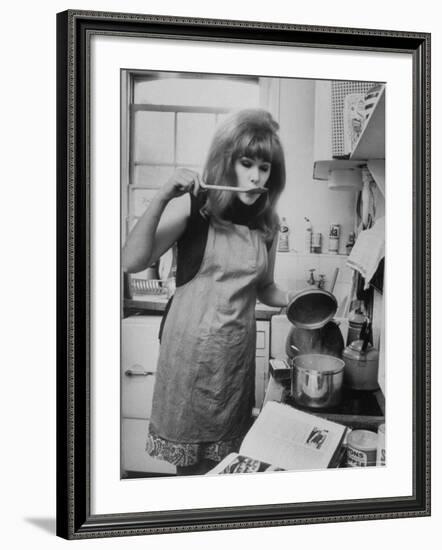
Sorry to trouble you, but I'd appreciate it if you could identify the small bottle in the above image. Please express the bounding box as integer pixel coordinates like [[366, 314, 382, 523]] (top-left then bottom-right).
[[347, 304, 365, 345], [346, 232, 356, 255], [304, 217, 312, 253], [278, 217, 290, 252]]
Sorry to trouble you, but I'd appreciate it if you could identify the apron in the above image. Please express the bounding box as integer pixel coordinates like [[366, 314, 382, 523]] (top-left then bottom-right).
[[149, 220, 268, 444]]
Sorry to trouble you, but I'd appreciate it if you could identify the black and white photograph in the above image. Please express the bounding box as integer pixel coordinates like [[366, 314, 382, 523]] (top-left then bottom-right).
[[120, 70, 386, 478]]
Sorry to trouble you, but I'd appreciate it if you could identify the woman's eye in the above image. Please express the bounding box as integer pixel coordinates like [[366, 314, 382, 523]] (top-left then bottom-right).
[[240, 160, 251, 168], [260, 165, 270, 173]]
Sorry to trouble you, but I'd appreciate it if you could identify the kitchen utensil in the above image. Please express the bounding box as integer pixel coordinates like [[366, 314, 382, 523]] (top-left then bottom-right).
[[329, 267, 339, 294], [290, 353, 344, 409], [342, 339, 379, 390], [286, 288, 338, 330], [200, 180, 267, 194]]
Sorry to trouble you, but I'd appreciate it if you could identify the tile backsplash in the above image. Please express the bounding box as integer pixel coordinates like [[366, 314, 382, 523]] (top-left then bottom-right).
[[273, 251, 352, 316]]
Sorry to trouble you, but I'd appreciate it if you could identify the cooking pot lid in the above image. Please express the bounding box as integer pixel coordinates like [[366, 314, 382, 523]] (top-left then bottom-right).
[[287, 289, 337, 329]]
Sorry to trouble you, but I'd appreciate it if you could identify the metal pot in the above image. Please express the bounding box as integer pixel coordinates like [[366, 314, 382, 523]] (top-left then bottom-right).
[[290, 354, 344, 409], [286, 288, 337, 330]]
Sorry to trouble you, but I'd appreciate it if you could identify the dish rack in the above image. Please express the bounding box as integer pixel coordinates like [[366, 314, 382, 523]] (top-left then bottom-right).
[[129, 276, 168, 298]]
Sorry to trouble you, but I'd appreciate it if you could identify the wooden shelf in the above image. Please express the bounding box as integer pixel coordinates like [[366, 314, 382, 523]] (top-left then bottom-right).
[[313, 86, 385, 181], [313, 159, 365, 181], [350, 87, 385, 160]]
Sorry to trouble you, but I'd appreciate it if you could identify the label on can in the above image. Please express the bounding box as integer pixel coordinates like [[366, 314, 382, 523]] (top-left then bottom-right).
[[346, 446, 369, 467], [346, 430, 378, 467], [329, 224, 341, 238]]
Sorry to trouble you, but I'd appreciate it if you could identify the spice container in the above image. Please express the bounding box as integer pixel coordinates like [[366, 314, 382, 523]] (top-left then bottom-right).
[[311, 232, 322, 253], [304, 217, 312, 253], [346, 429, 378, 467], [328, 224, 340, 254], [278, 217, 290, 252]]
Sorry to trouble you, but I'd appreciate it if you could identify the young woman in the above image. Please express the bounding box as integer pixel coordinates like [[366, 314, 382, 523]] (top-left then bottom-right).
[[123, 109, 295, 475]]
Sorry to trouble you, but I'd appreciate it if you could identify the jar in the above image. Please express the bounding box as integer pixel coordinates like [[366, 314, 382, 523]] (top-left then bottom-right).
[[346, 430, 378, 467]]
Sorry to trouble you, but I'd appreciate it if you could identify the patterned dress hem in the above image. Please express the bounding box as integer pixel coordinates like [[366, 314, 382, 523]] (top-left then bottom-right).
[[146, 430, 244, 467]]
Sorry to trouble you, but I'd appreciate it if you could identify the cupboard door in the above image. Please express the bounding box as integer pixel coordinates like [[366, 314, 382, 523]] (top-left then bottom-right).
[[122, 418, 176, 475], [122, 316, 161, 419], [255, 321, 270, 410], [122, 365, 156, 420]]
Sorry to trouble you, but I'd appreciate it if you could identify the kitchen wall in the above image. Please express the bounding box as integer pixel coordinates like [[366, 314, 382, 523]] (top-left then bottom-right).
[[276, 78, 357, 256], [273, 78, 357, 305]]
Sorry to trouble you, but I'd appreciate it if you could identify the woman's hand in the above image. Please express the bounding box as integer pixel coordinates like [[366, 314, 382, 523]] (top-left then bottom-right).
[[159, 169, 203, 202]]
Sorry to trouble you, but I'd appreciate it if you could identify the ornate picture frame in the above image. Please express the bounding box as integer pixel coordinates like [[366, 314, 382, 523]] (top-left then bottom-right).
[[56, 10, 430, 539]]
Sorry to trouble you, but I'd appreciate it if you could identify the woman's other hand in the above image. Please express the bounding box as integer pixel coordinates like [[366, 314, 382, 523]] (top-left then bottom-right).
[[159, 168, 203, 201]]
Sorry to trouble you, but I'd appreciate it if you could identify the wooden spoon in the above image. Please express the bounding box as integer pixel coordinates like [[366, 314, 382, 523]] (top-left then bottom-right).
[[200, 180, 267, 195]]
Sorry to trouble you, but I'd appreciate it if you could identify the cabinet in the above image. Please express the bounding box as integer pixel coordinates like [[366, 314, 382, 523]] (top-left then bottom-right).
[[255, 320, 270, 411], [122, 315, 271, 475], [121, 316, 176, 476]]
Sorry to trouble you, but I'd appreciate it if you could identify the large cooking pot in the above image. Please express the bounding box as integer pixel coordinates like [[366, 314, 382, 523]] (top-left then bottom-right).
[[290, 354, 344, 409]]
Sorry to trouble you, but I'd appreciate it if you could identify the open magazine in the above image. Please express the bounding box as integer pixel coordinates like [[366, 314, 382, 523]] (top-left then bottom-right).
[[208, 401, 349, 475]]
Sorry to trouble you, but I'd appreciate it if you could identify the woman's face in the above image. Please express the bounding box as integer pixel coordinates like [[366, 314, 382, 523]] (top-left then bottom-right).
[[233, 156, 271, 205]]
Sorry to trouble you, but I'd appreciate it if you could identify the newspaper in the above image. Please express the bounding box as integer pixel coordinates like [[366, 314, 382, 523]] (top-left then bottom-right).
[[208, 401, 348, 474]]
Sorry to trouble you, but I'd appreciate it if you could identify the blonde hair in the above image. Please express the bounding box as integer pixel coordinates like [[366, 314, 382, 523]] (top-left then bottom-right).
[[201, 109, 286, 240]]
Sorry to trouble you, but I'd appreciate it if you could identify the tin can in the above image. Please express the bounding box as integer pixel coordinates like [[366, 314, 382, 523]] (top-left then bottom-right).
[[346, 429, 378, 467], [376, 423, 386, 466], [328, 224, 340, 254], [329, 224, 341, 238]]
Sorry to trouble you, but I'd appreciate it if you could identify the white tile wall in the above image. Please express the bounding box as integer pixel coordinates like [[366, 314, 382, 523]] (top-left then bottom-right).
[[274, 252, 352, 309]]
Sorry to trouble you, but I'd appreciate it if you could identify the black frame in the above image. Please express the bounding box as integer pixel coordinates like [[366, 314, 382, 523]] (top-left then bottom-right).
[[56, 9, 431, 539]]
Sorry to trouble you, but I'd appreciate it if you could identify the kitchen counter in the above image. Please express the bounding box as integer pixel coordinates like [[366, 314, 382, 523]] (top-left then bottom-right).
[[124, 298, 282, 320]]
